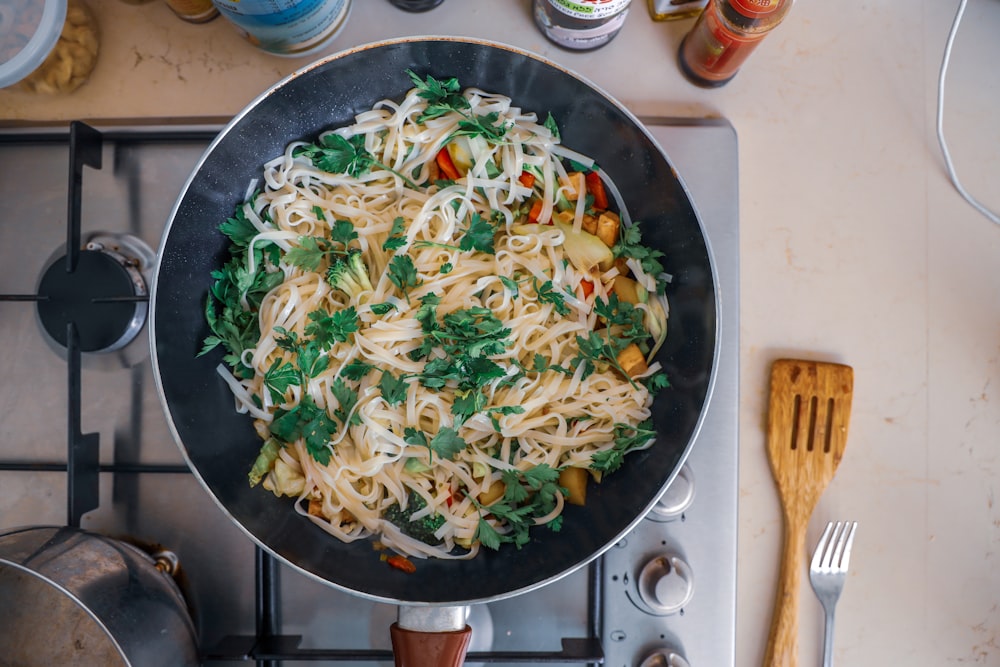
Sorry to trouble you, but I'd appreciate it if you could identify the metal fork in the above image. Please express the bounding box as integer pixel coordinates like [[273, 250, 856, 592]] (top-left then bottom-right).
[[808, 521, 858, 667]]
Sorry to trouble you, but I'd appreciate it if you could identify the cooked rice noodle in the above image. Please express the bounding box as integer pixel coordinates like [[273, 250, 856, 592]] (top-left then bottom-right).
[[219, 79, 665, 560]]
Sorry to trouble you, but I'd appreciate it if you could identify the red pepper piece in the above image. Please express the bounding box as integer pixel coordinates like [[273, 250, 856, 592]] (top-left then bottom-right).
[[527, 199, 543, 224], [436, 148, 461, 181], [386, 554, 417, 574], [585, 171, 608, 210], [518, 171, 535, 188], [580, 279, 595, 298]]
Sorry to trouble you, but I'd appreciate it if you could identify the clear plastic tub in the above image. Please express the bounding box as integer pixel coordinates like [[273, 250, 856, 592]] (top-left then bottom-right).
[[0, 0, 99, 93]]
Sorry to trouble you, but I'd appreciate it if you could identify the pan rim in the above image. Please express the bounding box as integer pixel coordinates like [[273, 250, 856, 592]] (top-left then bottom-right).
[[149, 35, 721, 606]]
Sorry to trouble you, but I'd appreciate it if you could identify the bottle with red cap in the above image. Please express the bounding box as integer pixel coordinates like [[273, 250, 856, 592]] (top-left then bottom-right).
[[677, 0, 793, 88]]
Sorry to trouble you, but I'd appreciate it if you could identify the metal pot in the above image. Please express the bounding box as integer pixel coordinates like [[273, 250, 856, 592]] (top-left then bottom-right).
[[0, 526, 199, 666]]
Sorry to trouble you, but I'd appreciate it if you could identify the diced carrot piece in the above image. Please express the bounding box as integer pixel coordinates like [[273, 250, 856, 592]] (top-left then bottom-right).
[[585, 170, 609, 210], [580, 279, 595, 298], [528, 199, 544, 224], [518, 171, 535, 188], [436, 148, 461, 180], [386, 554, 417, 574]]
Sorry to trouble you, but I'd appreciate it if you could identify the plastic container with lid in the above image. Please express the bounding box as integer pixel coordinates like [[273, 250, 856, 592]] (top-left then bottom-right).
[[0, 0, 100, 93]]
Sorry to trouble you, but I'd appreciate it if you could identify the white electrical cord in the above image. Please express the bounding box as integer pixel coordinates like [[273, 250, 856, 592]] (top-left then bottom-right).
[[936, 0, 1000, 225]]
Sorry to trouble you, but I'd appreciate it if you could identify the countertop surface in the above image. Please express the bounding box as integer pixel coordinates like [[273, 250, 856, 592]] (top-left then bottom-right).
[[3, 1, 999, 665]]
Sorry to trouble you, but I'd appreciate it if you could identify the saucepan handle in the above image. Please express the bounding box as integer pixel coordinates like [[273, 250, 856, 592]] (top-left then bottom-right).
[[390, 605, 472, 667]]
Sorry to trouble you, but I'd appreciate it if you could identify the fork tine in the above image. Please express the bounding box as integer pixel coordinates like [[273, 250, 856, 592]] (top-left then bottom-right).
[[833, 521, 858, 570], [811, 521, 836, 570], [822, 521, 846, 569]]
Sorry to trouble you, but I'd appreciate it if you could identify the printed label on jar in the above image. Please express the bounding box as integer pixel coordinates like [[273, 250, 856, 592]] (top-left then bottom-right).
[[212, 0, 350, 56], [728, 0, 781, 16], [548, 0, 631, 20]]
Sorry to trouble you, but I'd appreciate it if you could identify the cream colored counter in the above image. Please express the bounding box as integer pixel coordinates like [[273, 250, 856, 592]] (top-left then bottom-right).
[[4, 1, 1000, 664]]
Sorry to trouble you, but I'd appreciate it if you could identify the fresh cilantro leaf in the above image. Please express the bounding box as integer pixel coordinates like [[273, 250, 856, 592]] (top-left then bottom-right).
[[263, 358, 300, 403], [379, 370, 409, 406], [452, 389, 488, 424], [330, 218, 358, 248], [297, 340, 330, 379], [342, 358, 374, 381], [387, 254, 421, 300], [429, 427, 467, 461], [590, 420, 657, 474], [522, 463, 560, 488], [594, 294, 646, 345], [269, 395, 336, 466], [535, 279, 571, 316], [314, 133, 372, 177], [501, 469, 530, 503], [370, 302, 397, 316], [273, 326, 300, 353], [486, 405, 525, 432], [331, 377, 361, 428], [612, 221, 668, 293], [543, 112, 560, 141], [312, 205, 326, 222], [294, 133, 420, 189], [476, 516, 503, 550], [646, 370, 670, 393], [532, 353, 548, 373], [415, 293, 441, 333], [406, 69, 471, 121], [219, 206, 258, 248], [476, 465, 567, 549], [305, 306, 359, 347], [499, 275, 519, 298], [284, 236, 330, 272], [459, 213, 496, 254], [454, 111, 509, 143], [383, 216, 407, 251], [419, 357, 459, 389], [439, 262, 453, 274], [403, 427, 429, 450]]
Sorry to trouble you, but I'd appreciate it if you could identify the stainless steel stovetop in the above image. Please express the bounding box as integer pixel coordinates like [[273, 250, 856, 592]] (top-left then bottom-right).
[[0, 117, 738, 667]]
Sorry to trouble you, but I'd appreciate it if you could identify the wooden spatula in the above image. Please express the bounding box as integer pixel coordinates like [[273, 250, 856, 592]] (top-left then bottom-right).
[[762, 358, 854, 667]]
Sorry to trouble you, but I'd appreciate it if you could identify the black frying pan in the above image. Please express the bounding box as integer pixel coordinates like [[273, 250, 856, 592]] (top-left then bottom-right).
[[151, 34, 716, 633]]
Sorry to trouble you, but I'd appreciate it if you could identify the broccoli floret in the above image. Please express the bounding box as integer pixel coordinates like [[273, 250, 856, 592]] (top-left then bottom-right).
[[383, 490, 446, 545], [327, 249, 373, 297]]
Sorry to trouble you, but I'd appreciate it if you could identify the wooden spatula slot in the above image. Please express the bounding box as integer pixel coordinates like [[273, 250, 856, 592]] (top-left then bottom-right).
[[763, 359, 854, 667], [789, 394, 839, 453]]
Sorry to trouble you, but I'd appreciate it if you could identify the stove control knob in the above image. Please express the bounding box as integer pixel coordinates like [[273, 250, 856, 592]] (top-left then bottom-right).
[[637, 554, 694, 615], [648, 465, 694, 522], [639, 648, 691, 667]]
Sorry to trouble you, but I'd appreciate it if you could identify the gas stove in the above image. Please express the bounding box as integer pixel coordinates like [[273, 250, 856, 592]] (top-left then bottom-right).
[[0, 117, 738, 667]]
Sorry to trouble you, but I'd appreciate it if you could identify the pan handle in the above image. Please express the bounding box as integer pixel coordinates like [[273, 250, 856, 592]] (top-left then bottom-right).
[[390, 605, 472, 667]]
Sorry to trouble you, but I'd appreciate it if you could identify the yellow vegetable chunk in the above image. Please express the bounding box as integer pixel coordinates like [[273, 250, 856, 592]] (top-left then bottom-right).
[[616, 342, 648, 378], [560, 172, 586, 200], [559, 467, 588, 506], [611, 275, 647, 305], [478, 480, 506, 505], [595, 211, 621, 249]]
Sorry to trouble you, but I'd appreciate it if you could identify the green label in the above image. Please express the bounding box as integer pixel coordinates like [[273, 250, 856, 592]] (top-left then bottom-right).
[[553, 0, 595, 14]]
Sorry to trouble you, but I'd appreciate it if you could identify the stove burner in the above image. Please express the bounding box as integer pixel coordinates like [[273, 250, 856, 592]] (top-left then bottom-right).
[[36, 243, 148, 353]]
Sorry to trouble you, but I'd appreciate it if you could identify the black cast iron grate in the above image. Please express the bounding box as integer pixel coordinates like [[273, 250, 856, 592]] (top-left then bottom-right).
[[0, 122, 606, 666]]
